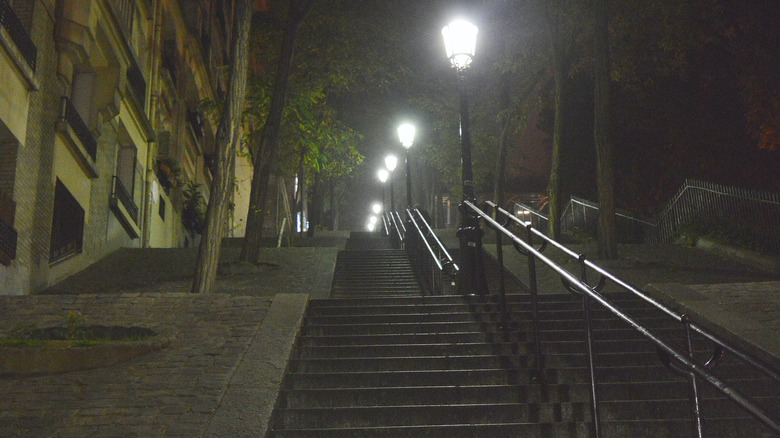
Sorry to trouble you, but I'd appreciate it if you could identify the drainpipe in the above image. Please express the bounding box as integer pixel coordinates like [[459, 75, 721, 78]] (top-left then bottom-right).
[[141, 0, 163, 247]]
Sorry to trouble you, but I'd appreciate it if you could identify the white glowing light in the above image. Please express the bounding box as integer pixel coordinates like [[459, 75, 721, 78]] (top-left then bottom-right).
[[442, 20, 478, 70]]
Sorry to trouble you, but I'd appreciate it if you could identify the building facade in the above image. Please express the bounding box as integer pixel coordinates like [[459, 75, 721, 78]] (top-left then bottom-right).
[[0, 0, 242, 294]]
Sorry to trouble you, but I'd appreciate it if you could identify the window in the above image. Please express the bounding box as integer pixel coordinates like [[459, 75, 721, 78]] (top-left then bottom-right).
[[50, 179, 84, 262]]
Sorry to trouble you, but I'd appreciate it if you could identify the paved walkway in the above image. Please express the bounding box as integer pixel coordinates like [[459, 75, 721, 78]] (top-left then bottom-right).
[[1, 231, 779, 436]]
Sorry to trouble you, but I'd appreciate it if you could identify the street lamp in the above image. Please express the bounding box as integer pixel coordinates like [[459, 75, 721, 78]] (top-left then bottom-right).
[[372, 203, 382, 215], [398, 123, 415, 210], [378, 168, 389, 211], [442, 19, 487, 296], [385, 155, 398, 212]]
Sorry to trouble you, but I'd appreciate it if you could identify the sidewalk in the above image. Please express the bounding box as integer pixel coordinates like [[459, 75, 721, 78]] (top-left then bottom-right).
[[1, 242, 340, 437]]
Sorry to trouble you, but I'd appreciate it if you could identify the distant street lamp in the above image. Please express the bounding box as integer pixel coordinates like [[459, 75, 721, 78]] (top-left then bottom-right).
[[398, 123, 415, 210], [378, 168, 389, 211], [372, 203, 382, 215], [442, 19, 487, 296], [385, 155, 398, 212]]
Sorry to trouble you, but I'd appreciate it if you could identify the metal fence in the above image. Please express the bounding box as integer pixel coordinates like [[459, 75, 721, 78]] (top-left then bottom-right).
[[515, 179, 780, 254], [561, 196, 657, 244], [652, 179, 780, 254]]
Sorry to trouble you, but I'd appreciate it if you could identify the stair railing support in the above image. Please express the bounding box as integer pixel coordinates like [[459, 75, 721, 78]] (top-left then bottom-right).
[[492, 206, 509, 328], [578, 255, 602, 438], [525, 223, 544, 382], [683, 315, 705, 438]]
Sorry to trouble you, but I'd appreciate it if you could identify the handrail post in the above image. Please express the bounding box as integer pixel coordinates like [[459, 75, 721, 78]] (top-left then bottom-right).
[[525, 224, 543, 382], [579, 255, 602, 438], [683, 315, 705, 438], [493, 206, 508, 328]]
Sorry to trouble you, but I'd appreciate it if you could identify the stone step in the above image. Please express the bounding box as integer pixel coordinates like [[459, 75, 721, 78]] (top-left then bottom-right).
[[301, 320, 688, 337], [269, 422, 590, 438], [303, 313, 678, 329], [283, 369, 526, 389], [277, 402, 591, 429], [281, 385, 582, 408]]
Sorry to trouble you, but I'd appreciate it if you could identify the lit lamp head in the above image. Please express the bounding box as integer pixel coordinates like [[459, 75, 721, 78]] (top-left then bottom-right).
[[442, 19, 478, 70], [398, 123, 415, 149], [385, 155, 398, 172], [377, 168, 389, 183], [372, 203, 382, 215]]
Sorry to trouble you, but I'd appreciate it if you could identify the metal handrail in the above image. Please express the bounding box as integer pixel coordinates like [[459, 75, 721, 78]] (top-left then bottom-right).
[[407, 212, 442, 270], [405, 208, 458, 295], [380, 212, 390, 236], [389, 211, 404, 245], [499, 202, 780, 382], [415, 209, 457, 269], [468, 199, 780, 437], [392, 211, 406, 238]]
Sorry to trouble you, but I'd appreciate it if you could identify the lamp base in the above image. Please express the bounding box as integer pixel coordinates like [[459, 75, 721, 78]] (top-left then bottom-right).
[[455, 204, 488, 296]]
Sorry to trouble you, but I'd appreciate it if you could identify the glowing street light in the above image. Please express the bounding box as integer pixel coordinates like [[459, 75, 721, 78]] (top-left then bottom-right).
[[442, 18, 486, 296], [385, 154, 398, 212], [372, 203, 382, 215], [398, 123, 415, 209]]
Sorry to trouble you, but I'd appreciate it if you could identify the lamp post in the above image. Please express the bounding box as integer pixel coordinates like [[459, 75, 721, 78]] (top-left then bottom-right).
[[398, 123, 415, 211], [377, 168, 389, 211], [385, 155, 398, 212], [443, 19, 487, 296]]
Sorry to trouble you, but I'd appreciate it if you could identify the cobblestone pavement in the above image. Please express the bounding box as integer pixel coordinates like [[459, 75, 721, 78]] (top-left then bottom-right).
[[44, 247, 338, 299], [0, 294, 271, 437]]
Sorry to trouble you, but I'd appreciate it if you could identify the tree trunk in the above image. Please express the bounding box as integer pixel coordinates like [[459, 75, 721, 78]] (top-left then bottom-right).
[[594, 0, 618, 258], [191, 0, 253, 294], [240, 0, 314, 262], [307, 171, 321, 237], [548, 47, 565, 241]]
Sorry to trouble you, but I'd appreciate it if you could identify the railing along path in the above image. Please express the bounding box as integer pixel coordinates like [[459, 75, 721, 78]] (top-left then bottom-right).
[[471, 200, 780, 438]]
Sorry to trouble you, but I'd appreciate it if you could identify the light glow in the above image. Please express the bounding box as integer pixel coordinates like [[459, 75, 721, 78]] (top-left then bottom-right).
[[442, 20, 478, 70], [372, 203, 382, 215], [385, 155, 398, 172], [378, 168, 389, 183], [398, 123, 415, 148]]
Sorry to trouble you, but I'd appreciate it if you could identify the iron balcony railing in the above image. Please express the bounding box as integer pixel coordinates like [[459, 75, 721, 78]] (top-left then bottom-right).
[[0, 216, 17, 264], [404, 208, 458, 295], [470, 199, 780, 438], [111, 176, 138, 224], [60, 97, 97, 161], [0, 0, 37, 71]]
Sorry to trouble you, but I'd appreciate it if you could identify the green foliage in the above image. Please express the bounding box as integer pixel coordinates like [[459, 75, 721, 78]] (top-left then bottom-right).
[[65, 311, 86, 340], [676, 221, 778, 256], [182, 183, 206, 235]]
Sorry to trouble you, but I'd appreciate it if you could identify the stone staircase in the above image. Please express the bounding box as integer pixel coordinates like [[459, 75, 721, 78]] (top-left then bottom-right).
[[267, 233, 780, 437]]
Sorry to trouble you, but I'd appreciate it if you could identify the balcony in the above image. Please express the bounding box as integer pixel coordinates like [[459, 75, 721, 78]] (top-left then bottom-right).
[[109, 176, 140, 238], [57, 97, 99, 178], [127, 62, 146, 110], [0, 0, 37, 72]]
